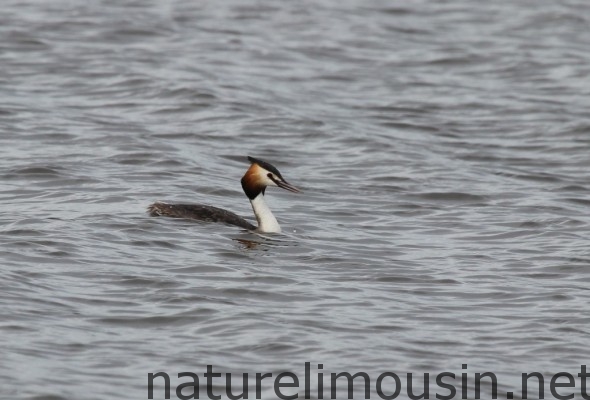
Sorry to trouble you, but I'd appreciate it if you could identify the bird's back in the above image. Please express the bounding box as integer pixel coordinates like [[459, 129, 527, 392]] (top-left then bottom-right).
[[147, 202, 256, 230]]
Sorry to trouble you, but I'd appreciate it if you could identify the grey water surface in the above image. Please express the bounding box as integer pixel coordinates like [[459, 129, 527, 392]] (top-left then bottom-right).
[[1, 0, 590, 399]]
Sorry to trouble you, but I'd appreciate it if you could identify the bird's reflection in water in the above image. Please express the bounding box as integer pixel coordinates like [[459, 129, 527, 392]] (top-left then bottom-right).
[[234, 237, 264, 250], [232, 231, 299, 251]]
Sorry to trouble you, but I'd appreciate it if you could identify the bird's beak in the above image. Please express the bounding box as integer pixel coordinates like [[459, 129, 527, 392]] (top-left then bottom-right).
[[276, 180, 301, 193]]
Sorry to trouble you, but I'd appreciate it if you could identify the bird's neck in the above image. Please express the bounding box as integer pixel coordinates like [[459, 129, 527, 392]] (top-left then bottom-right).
[[250, 193, 281, 233]]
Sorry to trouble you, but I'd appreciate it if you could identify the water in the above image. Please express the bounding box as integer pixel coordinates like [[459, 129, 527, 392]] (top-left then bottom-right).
[[1, 0, 590, 399]]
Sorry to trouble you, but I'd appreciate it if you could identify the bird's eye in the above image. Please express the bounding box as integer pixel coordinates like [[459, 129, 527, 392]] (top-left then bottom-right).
[[267, 173, 273, 179]]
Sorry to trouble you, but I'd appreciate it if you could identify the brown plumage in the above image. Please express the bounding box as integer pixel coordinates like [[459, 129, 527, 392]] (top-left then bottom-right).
[[240, 163, 267, 200]]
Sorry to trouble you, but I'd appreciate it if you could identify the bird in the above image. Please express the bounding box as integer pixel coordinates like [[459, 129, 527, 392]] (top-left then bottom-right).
[[147, 156, 300, 233]]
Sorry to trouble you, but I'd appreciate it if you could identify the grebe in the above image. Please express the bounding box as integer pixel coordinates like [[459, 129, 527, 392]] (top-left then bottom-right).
[[147, 156, 300, 233]]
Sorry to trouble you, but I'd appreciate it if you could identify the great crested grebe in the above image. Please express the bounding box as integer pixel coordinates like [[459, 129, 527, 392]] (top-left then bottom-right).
[[147, 156, 300, 233]]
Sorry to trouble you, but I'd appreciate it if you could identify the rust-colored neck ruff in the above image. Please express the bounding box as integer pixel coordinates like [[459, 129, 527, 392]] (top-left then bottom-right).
[[241, 163, 267, 200]]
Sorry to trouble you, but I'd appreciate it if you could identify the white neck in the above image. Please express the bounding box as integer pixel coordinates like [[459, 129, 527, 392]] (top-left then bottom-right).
[[250, 194, 281, 233]]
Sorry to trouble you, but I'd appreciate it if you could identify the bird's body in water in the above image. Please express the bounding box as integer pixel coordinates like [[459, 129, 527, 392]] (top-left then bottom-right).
[[148, 156, 300, 233]]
